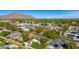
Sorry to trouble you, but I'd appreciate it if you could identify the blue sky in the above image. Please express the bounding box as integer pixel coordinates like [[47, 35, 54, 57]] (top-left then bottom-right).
[[0, 10, 79, 18]]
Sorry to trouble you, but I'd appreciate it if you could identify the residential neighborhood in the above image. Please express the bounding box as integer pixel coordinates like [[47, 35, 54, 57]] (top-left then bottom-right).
[[0, 12, 79, 49]]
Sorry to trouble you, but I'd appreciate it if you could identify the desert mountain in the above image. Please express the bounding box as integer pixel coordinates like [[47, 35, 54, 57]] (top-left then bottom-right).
[[0, 13, 35, 19]]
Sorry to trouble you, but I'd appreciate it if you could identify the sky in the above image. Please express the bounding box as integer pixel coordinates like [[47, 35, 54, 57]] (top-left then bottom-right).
[[0, 10, 79, 18]]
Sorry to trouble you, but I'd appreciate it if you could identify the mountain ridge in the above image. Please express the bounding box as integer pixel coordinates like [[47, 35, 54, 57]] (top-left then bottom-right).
[[0, 12, 35, 19]]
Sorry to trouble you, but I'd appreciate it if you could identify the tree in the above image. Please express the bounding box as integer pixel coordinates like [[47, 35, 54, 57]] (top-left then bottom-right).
[[22, 32, 36, 42], [11, 40, 22, 49], [41, 22, 48, 26], [43, 30, 60, 39], [17, 28, 23, 33], [62, 39, 78, 49], [31, 42, 41, 49], [0, 31, 11, 37], [13, 38, 20, 42], [28, 34, 36, 40], [29, 28, 34, 32], [40, 38, 49, 44], [7, 24, 17, 31], [63, 24, 69, 31], [0, 37, 6, 46], [67, 41, 78, 49], [40, 38, 49, 48], [35, 27, 44, 33], [22, 32, 29, 42]]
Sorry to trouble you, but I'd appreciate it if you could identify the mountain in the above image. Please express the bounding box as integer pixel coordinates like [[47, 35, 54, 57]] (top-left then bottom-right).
[[0, 13, 35, 20]]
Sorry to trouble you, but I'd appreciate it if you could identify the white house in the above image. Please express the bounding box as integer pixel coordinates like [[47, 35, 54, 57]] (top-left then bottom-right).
[[73, 34, 79, 41]]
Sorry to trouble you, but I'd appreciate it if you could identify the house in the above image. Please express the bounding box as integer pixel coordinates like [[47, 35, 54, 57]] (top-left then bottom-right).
[[32, 23, 41, 27], [0, 44, 19, 49], [22, 42, 32, 49], [46, 37, 67, 49], [64, 30, 78, 36], [17, 23, 30, 31], [7, 31, 23, 41], [69, 22, 79, 31], [64, 22, 79, 41], [64, 30, 79, 41], [50, 26, 62, 31], [73, 34, 79, 41], [18, 27, 29, 32], [46, 45, 55, 49], [30, 39, 40, 44], [8, 44, 19, 49]]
